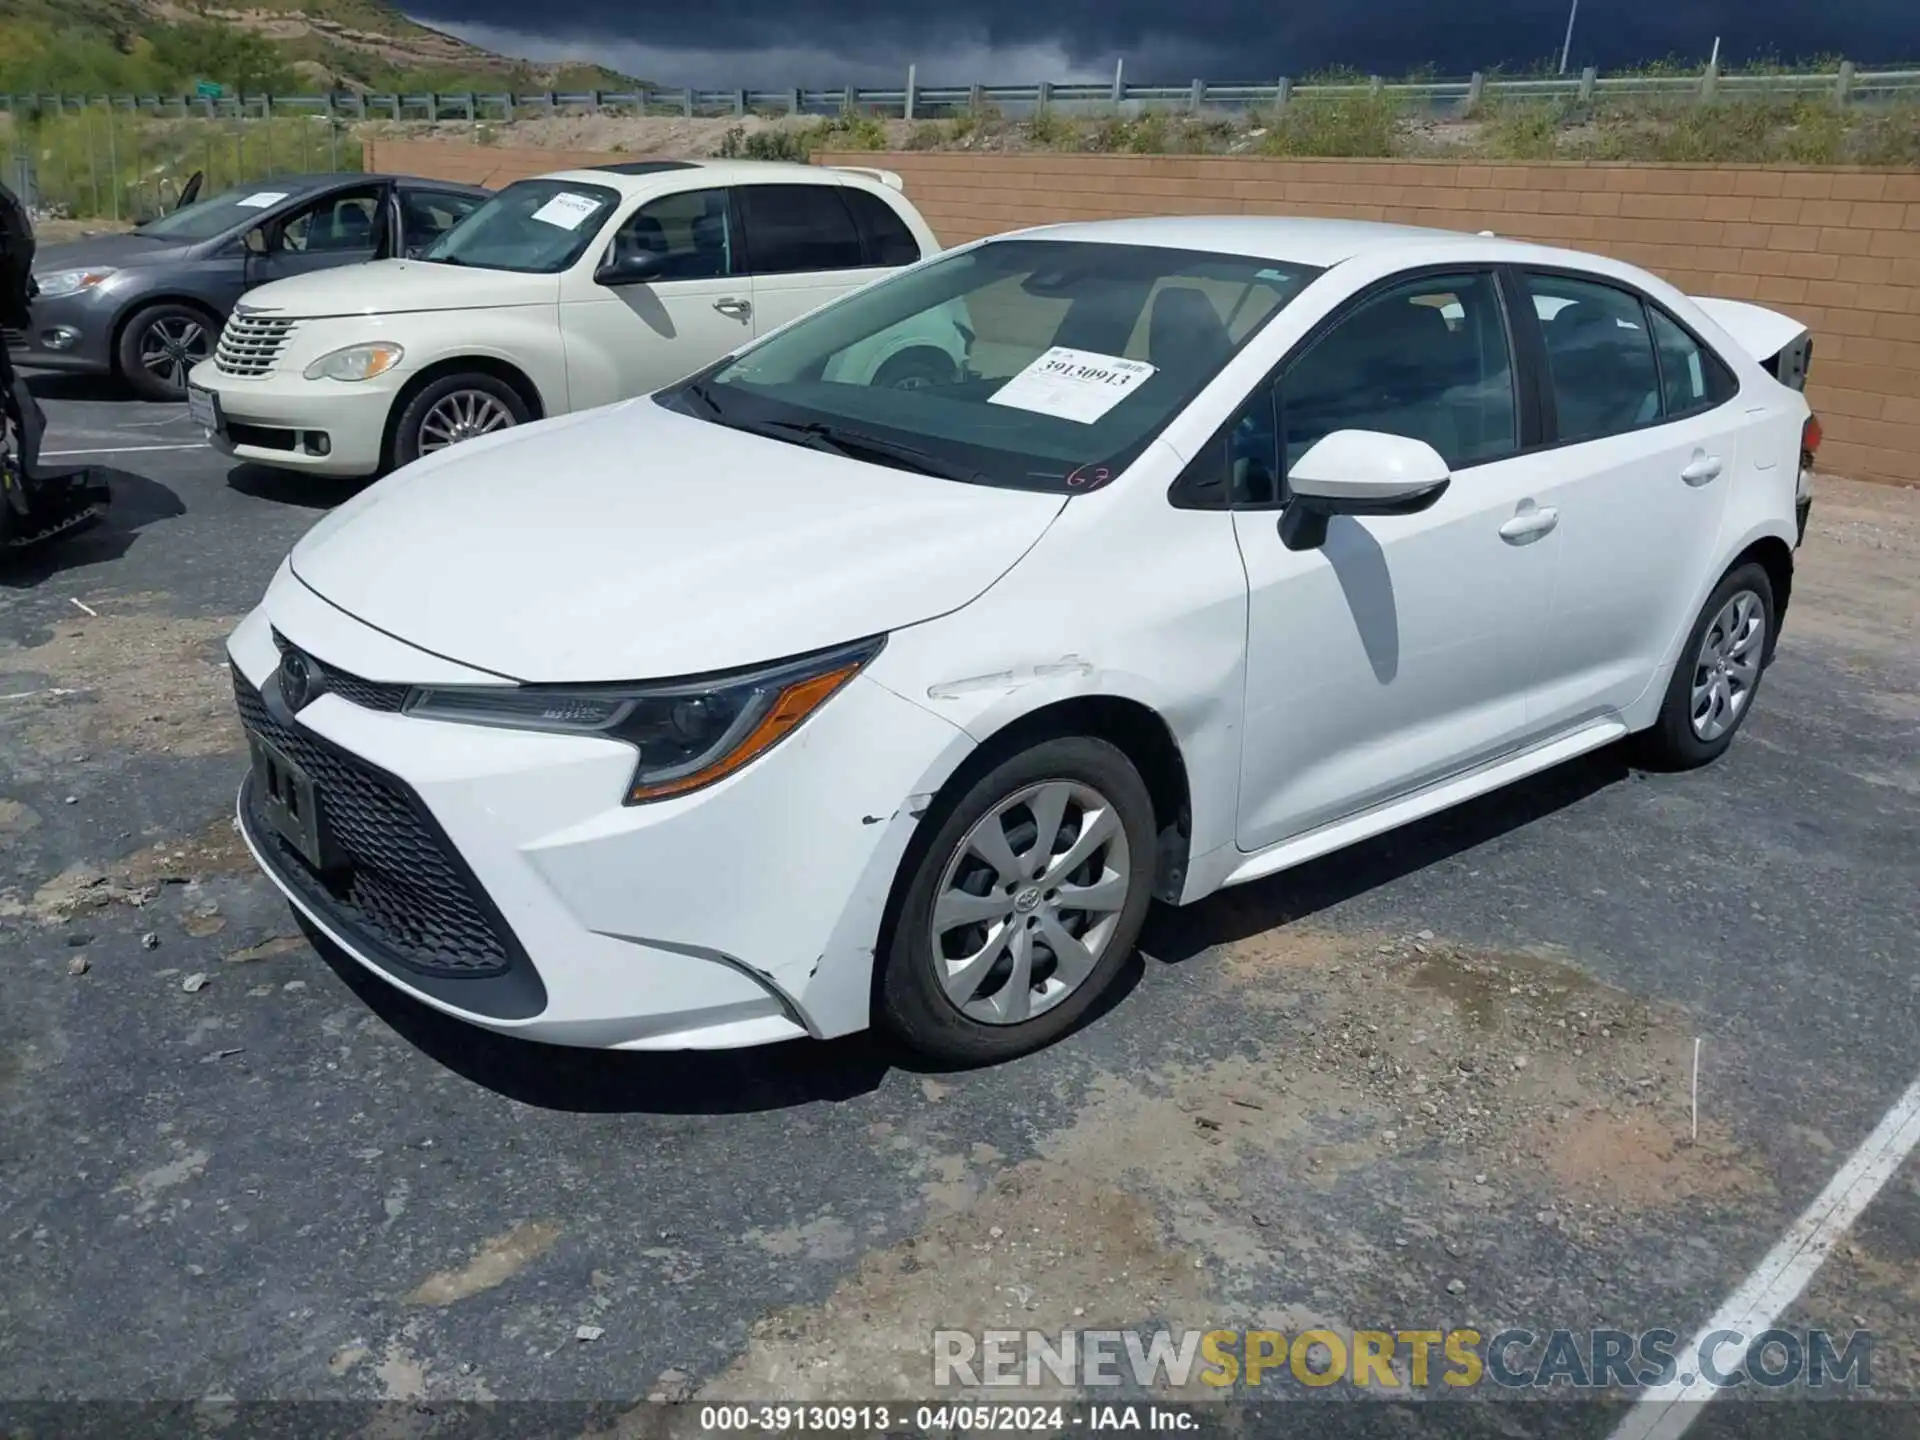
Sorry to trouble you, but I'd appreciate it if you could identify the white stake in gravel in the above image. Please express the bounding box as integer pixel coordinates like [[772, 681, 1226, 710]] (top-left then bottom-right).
[[1691, 1037, 1701, 1142]]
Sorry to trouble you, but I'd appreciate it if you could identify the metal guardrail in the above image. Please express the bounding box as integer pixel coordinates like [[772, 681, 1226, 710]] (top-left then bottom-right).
[[2, 64, 1917, 125]]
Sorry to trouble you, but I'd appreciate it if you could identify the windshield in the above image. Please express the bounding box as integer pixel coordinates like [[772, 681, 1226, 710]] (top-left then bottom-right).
[[665, 239, 1320, 492], [420, 179, 620, 274], [135, 183, 307, 242]]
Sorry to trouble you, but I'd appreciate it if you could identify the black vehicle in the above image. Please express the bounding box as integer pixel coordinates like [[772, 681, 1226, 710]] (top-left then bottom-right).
[[9, 173, 490, 401], [2, 179, 108, 552]]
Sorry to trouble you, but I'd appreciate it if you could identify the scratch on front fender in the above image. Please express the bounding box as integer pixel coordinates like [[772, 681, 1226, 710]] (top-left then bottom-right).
[[925, 655, 1094, 701]]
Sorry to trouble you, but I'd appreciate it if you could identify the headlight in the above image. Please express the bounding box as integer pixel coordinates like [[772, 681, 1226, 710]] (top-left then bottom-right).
[[400, 638, 881, 803], [304, 342, 405, 382], [33, 267, 118, 299]]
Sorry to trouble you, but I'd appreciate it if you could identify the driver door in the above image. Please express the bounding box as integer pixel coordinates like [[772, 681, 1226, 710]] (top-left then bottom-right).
[[1229, 269, 1562, 852], [556, 186, 753, 411], [247, 184, 389, 286]]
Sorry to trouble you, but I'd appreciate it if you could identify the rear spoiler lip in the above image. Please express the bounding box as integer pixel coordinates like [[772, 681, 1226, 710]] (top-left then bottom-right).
[[830, 165, 905, 191]]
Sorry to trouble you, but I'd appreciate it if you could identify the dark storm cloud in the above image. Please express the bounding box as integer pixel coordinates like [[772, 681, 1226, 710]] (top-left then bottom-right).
[[406, 0, 1917, 86]]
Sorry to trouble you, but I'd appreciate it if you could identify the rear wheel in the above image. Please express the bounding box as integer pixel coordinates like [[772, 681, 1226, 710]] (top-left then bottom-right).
[[878, 737, 1156, 1065], [390, 373, 529, 469], [117, 302, 216, 402], [1639, 561, 1775, 770]]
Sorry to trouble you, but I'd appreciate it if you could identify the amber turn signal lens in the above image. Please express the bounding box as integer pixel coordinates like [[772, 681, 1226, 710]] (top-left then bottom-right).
[[626, 663, 863, 802]]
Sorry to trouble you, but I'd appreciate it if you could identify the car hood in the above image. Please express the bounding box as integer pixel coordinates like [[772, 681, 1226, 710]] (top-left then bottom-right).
[[239, 258, 558, 319], [33, 233, 190, 273], [289, 399, 1066, 683]]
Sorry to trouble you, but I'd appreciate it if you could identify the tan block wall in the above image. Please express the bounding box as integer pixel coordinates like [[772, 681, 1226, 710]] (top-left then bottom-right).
[[369, 138, 1920, 485]]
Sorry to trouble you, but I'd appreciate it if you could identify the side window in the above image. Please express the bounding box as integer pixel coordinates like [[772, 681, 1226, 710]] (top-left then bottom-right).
[[738, 184, 864, 275], [1525, 273, 1662, 443], [278, 188, 381, 253], [842, 188, 922, 267], [1177, 383, 1281, 509], [608, 188, 734, 280], [1649, 306, 1734, 418], [1279, 271, 1518, 473], [402, 189, 482, 251]]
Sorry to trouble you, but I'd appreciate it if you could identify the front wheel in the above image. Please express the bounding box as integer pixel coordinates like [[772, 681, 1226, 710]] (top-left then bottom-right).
[[118, 302, 216, 402], [871, 347, 957, 392], [877, 737, 1157, 1065], [390, 373, 529, 470], [1639, 561, 1776, 770]]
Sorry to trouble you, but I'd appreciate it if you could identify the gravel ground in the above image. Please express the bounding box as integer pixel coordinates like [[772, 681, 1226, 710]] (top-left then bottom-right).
[[0, 379, 1915, 1435]]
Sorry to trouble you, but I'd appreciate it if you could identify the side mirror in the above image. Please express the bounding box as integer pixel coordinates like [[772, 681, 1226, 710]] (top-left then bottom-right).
[[242, 226, 269, 257], [1279, 430, 1451, 552], [594, 250, 663, 287]]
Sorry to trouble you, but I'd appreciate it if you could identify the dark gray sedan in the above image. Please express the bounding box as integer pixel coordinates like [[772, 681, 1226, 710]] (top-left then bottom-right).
[[11, 173, 491, 401]]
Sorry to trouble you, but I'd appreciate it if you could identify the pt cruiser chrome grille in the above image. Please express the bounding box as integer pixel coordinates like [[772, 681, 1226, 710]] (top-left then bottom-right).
[[215, 312, 298, 376]]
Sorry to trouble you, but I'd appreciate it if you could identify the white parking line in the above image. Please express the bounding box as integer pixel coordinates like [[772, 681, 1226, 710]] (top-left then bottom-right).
[[39, 442, 210, 457], [1609, 1075, 1920, 1440]]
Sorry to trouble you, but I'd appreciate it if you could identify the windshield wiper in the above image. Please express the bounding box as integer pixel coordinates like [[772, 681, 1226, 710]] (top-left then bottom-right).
[[749, 419, 988, 485], [674, 379, 725, 419]]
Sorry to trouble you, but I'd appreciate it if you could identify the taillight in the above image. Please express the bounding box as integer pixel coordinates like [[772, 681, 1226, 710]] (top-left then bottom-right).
[[1801, 414, 1822, 470]]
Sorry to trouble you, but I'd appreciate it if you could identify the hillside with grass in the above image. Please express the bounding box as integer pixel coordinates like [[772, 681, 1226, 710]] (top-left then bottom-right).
[[0, 0, 639, 96]]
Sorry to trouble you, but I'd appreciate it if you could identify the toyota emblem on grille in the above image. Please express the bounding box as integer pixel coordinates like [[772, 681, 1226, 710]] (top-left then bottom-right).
[[279, 648, 324, 711]]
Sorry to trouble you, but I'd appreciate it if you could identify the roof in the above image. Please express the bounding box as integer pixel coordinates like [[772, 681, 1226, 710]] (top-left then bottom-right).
[[1006, 215, 1498, 268], [532, 158, 892, 194]]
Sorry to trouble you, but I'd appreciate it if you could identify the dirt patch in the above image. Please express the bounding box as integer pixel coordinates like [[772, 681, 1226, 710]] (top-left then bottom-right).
[[700, 927, 1760, 1402], [1787, 476, 1920, 664], [224, 935, 305, 964], [0, 798, 40, 850], [700, 1164, 1216, 1403], [2, 813, 254, 925], [0, 598, 243, 760], [405, 1221, 563, 1306]]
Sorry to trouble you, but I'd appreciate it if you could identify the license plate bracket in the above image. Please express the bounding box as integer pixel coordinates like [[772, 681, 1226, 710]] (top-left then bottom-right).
[[248, 729, 337, 873], [187, 384, 223, 435]]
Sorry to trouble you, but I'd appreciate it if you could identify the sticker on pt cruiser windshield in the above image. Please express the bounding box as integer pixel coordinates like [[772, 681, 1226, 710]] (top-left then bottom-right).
[[235, 191, 288, 209], [529, 192, 603, 230], [987, 347, 1157, 425]]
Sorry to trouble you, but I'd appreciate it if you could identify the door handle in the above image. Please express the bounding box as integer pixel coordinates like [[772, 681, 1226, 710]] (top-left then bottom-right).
[[1498, 505, 1559, 544], [1681, 454, 1723, 486], [713, 298, 752, 320]]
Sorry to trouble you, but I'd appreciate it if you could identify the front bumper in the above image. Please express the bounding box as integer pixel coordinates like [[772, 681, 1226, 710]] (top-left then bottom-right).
[[189, 357, 399, 477], [226, 576, 973, 1049], [7, 291, 119, 375]]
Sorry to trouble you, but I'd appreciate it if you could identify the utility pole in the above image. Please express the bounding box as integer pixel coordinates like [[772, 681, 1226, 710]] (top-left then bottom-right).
[[1559, 0, 1579, 74]]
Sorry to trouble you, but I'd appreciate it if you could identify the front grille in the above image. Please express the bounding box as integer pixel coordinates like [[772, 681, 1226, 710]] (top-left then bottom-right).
[[235, 669, 517, 979], [271, 630, 410, 713], [215, 312, 297, 377]]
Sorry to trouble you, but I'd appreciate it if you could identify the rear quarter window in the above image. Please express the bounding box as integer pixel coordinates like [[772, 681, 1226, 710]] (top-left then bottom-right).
[[843, 188, 923, 267]]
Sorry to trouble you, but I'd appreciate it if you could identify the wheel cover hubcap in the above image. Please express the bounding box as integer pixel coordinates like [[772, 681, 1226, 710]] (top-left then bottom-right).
[[140, 318, 208, 391], [1690, 589, 1766, 741], [929, 779, 1131, 1027], [418, 390, 516, 451]]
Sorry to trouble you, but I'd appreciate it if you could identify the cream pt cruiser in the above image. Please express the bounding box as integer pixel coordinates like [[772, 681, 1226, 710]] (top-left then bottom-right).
[[185, 159, 951, 476]]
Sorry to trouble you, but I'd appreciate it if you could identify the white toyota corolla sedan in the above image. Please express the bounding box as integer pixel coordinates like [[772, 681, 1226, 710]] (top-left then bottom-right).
[[229, 215, 1819, 1064]]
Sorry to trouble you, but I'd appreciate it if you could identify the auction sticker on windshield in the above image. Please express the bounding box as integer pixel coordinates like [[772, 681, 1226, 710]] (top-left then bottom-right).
[[236, 192, 288, 209], [988, 347, 1157, 425], [530, 193, 603, 230]]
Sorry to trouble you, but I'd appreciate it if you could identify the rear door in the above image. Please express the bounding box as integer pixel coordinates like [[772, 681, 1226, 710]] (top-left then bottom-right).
[[735, 182, 874, 335], [1508, 269, 1742, 730], [556, 185, 752, 410]]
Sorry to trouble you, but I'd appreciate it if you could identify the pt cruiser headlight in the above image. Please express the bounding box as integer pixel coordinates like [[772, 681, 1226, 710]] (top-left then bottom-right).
[[401, 638, 882, 803], [33, 267, 118, 298], [304, 342, 405, 382]]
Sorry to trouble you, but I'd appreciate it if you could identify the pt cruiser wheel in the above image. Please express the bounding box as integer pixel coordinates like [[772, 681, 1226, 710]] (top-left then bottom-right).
[[880, 737, 1156, 1064], [391, 373, 529, 470], [1642, 560, 1776, 770]]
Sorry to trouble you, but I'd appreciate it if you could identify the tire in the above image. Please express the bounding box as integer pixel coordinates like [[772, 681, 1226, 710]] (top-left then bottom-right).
[[390, 373, 529, 470], [1638, 561, 1776, 770], [877, 736, 1157, 1065], [117, 302, 217, 402], [871, 347, 957, 392]]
